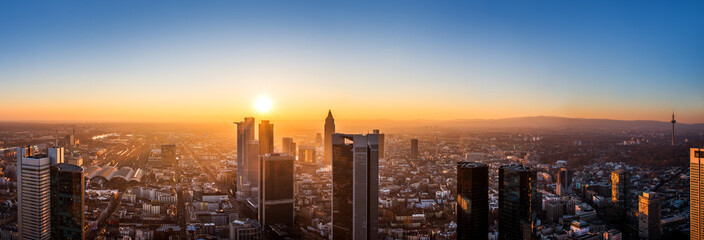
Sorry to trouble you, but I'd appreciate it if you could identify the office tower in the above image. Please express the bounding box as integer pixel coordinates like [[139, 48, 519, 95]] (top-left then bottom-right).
[[246, 140, 260, 190], [410, 138, 419, 160], [259, 120, 274, 155], [692, 148, 704, 240], [332, 133, 379, 240], [259, 153, 294, 229], [17, 147, 53, 240], [51, 163, 85, 240], [373, 129, 385, 159], [236, 117, 256, 189], [48, 147, 65, 165], [161, 144, 176, 165], [65, 134, 75, 147], [298, 145, 316, 163], [324, 110, 335, 165], [611, 170, 629, 209], [498, 164, 538, 240], [282, 137, 296, 155], [556, 168, 571, 196], [457, 162, 488, 240], [639, 191, 661, 240], [316, 133, 323, 147]]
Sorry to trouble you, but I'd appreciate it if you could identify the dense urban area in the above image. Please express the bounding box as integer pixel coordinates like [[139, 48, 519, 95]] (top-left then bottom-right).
[[0, 114, 702, 240]]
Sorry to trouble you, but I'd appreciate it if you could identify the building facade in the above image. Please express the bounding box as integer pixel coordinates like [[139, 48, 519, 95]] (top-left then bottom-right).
[[332, 133, 379, 240], [51, 163, 85, 240], [457, 162, 488, 240], [498, 164, 538, 240], [258, 153, 294, 229], [258, 120, 274, 155], [691, 148, 704, 240], [638, 191, 661, 240]]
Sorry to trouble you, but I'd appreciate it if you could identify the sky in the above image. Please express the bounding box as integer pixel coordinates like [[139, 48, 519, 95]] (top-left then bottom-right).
[[1, 1, 703, 123]]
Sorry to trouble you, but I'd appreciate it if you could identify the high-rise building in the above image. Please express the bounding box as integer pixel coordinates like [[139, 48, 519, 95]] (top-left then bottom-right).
[[638, 191, 661, 240], [259, 153, 294, 229], [298, 145, 316, 163], [611, 170, 629, 209], [51, 163, 85, 240], [410, 138, 419, 160], [259, 120, 274, 155], [282, 137, 295, 155], [161, 144, 176, 165], [556, 168, 571, 196], [457, 162, 488, 240], [236, 117, 256, 189], [246, 140, 260, 190], [498, 164, 538, 240], [324, 110, 335, 165], [332, 133, 379, 240], [691, 148, 704, 239], [373, 129, 385, 159], [17, 147, 56, 240]]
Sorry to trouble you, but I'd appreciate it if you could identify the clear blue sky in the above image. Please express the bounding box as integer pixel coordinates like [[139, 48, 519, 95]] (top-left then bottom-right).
[[1, 1, 703, 123]]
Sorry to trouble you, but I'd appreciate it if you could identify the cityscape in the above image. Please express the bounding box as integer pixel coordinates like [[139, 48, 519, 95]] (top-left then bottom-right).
[[1, 1, 704, 240]]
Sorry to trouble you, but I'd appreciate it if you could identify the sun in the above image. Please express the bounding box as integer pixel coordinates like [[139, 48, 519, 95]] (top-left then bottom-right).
[[254, 95, 273, 113]]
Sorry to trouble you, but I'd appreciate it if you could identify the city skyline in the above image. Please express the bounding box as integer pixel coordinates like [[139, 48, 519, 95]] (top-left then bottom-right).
[[1, 1, 703, 123]]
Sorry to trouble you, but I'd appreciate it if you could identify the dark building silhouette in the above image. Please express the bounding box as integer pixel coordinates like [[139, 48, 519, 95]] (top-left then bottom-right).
[[51, 163, 85, 240], [410, 138, 419, 160], [499, 164, 538, 240], [373, 129, 385, 159], [332, 133, 379, 240], [324, 110, 335, 165], [457, 162, 488, 240], [259, 120, 274, 155], [556, 168, 571, 196], [259, 153, 294, 230]]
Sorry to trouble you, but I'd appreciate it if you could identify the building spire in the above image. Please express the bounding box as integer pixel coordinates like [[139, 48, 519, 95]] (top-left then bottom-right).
[[326, 109, 333, 119]]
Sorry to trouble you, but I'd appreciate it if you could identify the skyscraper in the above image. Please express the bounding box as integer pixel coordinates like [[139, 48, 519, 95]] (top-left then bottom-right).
[[51, 163, 85, 240], [556, 168, 571, 196], [324, 110, 335, 165], [690, 148, 703, 239], [332, 133, 378, 240], [410, 138, 419, 160], [298, 145, 316, 163], [17, 147, 56, 240], [258, 153, 294, 229], [236, 117, 256, 190], [246, 140, 260, 190], [373, 129, 385, 159], [282, 137, 295, 155], [611, 170, 629, 209], [457, 162, 488, 240], [638, 191, 661, 240], [259, 120, 274, 155], [498, 164, 538, 240]]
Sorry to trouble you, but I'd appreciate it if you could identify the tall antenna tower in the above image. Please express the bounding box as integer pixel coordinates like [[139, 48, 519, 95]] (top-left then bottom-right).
[[671, 112, 676, 146]]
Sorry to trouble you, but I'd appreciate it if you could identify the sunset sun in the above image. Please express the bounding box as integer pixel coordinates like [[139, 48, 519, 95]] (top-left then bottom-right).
[[254, 95, 273, 114]]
